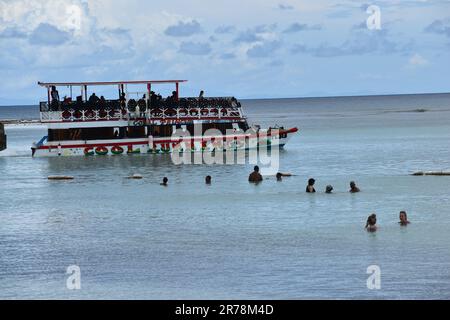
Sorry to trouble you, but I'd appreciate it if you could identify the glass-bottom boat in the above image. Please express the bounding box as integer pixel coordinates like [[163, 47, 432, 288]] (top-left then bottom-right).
[[31, 80, 298, 157]]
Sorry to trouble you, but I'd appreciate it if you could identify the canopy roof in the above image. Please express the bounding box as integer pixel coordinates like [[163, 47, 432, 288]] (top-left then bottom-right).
[[38, 80, 188, 87]]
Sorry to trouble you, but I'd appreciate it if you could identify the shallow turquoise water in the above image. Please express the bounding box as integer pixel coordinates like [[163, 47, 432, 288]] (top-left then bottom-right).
[[1, 94, 450, 299]]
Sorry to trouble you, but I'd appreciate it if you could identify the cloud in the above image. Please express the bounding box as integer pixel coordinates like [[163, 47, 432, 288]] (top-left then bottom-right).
[[179, 41, 212, 55], [291, 29, 413, 57], [407, 53, 429, 68], [215, 25, 236, 34], [220, 52, 236, 60], [0, 27, 27, 39], [164, 20, 202, 37], [278, 4, 294, 10], [233, 24, 277, 44], [29, 23, 71, 46], [424, 19, 450, 38], [247, 40, 281, 58], [283, 23, 322, 33]]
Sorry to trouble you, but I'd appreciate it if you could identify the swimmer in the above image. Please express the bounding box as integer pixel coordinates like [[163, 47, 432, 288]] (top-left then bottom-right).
[[161, 177, 168, 186], [350, 181, 361, 193], [325, 185, 334, 194], [276, 173, 283, 182], [399, 211, 410, 226], [205, 175, 212, 185], [306, 178, 316, 193], [365, 214, 378, 232], [249, 166, 263, 183]]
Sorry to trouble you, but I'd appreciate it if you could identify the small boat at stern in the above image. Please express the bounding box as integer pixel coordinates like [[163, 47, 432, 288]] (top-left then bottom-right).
[[31, 80, 298, 157]]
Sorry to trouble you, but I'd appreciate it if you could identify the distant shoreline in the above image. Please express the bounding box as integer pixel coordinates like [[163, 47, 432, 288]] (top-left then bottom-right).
[[1, 91, 450, 108]]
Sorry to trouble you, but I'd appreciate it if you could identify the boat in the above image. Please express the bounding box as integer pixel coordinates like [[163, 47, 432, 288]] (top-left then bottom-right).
[[31, 80, 299, 157], [0, 123, 6, 152]]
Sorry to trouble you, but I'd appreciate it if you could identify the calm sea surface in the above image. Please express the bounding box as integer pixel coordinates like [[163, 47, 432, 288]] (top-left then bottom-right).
[[1, 94, 450, 299]]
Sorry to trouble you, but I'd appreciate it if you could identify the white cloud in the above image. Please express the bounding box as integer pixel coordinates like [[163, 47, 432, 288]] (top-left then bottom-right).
[[408, 53, 429, 68]]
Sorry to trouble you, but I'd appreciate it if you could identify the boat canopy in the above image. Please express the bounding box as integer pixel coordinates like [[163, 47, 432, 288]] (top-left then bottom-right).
[[38, 80, 187, 87]]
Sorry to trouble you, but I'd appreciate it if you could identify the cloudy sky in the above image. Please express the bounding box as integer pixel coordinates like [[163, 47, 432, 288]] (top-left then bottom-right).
[[0, 0, 449, 104]]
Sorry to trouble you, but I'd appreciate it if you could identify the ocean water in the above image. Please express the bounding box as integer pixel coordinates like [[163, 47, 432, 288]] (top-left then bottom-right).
[[1, 94, 450, 299]]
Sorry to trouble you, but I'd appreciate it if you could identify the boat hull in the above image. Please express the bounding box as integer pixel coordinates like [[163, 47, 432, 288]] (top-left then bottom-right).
[[31, 129, 298, 158]]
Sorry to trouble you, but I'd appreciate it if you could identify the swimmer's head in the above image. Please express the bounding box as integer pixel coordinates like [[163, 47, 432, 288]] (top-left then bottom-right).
[[308, 178, 316, 186], [326, 185, 333, 193]]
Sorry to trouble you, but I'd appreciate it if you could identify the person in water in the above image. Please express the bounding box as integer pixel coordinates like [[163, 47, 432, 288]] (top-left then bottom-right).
[[249, 166, 263, 183], [205, 176, 212, 185], [306, 178, 316, 193], [325, 185, 334, 194], [161, 177, 168, 186], [276, 173, 283, 182], [349, 181, 361, 193], [399, 211, 410, 226], [365, 214, 378, 232]]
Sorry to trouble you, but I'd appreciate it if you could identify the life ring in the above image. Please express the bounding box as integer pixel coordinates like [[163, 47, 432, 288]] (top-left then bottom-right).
[[127, 146, 141, 154], [85, 109, 95, 119], [62, 110, 71, 120], [95, 146, 108, 156], [161, 144, 171, 153], [99, 109, 108, 119], [111, 145, 124, 155], [84, 147, 94, 156], [74, 110, 82, 119], [189, 109, 198, 116]]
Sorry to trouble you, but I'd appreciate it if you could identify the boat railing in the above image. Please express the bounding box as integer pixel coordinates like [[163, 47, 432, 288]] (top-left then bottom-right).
[[39, 97, 244, 123]]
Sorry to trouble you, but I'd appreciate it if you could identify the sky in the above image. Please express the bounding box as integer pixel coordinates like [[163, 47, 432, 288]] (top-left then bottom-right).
[[0, 0, 450, 105]]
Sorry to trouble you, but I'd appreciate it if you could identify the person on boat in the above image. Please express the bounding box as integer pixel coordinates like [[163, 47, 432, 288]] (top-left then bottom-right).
[[365, 214, 378, 232], [150, 91, 157, 107], [205, 176, 212, 185], [325, 185, 334, 194], [349, 181, 361, 193], [306, 178, 316, 193], [399, 211, 410, 226], [50, 86, 60, 102], [119, 92, 126, 108], [276, 173, 283, 182], [99, 96, 106, 107], [88, 93, 100, 105], [198, 90, 205, 107], [249, 166, 263, 183], [161, 177, 168, 187]]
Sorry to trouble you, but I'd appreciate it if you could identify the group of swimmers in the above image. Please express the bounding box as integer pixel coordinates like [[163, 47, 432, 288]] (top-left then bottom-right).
[[365, 211, 411, 232], [156, 166, 411, 233]]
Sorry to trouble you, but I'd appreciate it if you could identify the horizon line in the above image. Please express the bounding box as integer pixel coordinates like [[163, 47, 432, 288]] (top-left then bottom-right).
[[1, 91, 450, 107]]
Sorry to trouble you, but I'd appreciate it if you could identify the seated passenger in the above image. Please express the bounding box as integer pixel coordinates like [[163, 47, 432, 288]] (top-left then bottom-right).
[[249, 166, 263, 183], [306, 178, 316, 193], [88, 93, 100, 105]]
